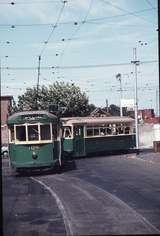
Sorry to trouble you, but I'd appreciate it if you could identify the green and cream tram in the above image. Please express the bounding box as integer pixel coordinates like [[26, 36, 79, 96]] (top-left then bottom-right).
[[7, 111, 61, 172], [61, 116, 136, 157]]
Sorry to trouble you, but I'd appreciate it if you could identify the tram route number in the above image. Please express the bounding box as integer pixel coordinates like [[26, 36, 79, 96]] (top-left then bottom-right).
[[28, 145, 40, 150]]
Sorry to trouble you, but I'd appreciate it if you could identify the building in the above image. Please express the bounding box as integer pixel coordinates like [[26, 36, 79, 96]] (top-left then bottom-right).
[[89, 107, 110, 117], [1, 95, 13, 144]]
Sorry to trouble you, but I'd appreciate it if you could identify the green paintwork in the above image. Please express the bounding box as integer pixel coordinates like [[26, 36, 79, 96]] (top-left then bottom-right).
[[7, 110, 58, 125], [62, 139, 73, 153], [73, 126, 86, 157], [62, 134, 136, 158], [84, 135, 136, 155], [9, 143, 58, 170]]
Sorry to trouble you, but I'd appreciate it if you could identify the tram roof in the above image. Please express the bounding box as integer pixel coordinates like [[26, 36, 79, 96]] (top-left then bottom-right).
[[7, 110, 58, 125], [60, 116, 134, 125]]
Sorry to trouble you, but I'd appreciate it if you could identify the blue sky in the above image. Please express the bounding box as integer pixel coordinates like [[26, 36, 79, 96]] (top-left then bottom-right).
[[0, 0, 159, 114]]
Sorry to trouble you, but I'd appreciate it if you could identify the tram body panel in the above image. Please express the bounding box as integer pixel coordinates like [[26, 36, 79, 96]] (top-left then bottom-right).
[[10, 143, 55, 170], [7, 111, 60, 171], [84, 135, 136, 155]]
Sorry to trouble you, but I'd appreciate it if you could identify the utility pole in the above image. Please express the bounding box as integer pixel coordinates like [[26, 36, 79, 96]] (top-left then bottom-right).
[[116, 73, 123, 117], [158, 0, 160, 119], [36, 55, 41, 110], [156, 87, 159, 116], [131, 48, 140, 152]]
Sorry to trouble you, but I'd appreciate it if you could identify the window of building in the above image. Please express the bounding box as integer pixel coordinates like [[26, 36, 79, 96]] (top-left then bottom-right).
[[16, 126, 26, 141]]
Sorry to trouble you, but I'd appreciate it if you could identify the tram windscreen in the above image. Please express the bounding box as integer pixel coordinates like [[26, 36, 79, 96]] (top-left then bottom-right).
[[16, 126, 26, 141], [28, 125, 39, 141], [40, 124, 51, 140]]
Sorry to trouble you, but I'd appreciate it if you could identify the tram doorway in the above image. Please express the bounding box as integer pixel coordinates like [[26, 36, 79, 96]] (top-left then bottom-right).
[[74, 125, 85, 157]]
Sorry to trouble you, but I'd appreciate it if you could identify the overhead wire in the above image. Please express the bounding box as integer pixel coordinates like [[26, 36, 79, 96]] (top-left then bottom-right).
[[39, 0, 67, 57], [0, 7, 156, 28], [57, 0, 94, 65], [145, 0, 156, 9], [0, 0, 68, 5], [101, 0, 156, 25], [1, 60, 158, 70]]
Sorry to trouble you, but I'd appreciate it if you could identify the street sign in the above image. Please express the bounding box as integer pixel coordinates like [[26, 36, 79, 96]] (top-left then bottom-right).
[[121, 99, 134, 108]]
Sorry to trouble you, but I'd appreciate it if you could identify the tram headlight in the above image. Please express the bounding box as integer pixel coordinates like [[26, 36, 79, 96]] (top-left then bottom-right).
[[32, 151, 38, 160]]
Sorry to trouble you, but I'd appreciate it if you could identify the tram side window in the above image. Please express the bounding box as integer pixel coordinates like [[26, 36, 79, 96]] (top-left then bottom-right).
[[63, 127, 72, 138], [125, 125, 130, 134], [40, 124, 51, 140], [100, 128, 106, 136], [117, 124, 124, 134], [86, 128, 93, 136], [10, 126, 15, 142], [94, 128, 99, 136], [16, 126, 26, 141], [106, 125, 112, 135], [28, 125, 39, 141]]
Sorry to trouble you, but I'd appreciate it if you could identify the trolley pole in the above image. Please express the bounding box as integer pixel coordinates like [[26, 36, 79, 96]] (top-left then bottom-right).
[[131, 48, 140, 152], [36, 55, 41, 110]]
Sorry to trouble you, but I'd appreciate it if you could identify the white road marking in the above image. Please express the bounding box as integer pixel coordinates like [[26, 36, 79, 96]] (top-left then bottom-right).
[[31, 177, 73, 236]]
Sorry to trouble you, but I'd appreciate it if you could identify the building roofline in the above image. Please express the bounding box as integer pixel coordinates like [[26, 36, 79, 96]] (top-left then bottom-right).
[[1, 95, 13, 100]]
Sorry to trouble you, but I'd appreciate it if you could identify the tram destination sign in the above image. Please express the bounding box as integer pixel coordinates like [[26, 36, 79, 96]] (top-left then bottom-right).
[[22, 114, 45, 121]]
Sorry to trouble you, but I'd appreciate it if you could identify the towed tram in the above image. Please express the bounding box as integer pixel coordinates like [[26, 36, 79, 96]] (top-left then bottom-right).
[[61, 116, 136, 157], [7, 110, 136, 172], [7, 111, 61, 172]]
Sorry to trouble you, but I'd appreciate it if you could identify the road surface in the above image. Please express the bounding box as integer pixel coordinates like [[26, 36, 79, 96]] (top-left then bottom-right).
[[2, 151, 160, 235]]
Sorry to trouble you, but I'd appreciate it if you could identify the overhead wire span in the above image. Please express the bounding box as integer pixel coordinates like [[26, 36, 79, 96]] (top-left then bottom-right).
[[0, 7, 156, 28], [39, 0, 67, 57], [0, 0, 68, 4], [1, 60, 158, 70], [101, 0, 156, 25], [58, 0, 93, 65], [145, 0, 156, 9]]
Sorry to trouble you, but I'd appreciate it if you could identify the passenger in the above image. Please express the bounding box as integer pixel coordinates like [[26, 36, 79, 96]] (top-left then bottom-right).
[[112, 124, 117, 135], [65, 130, 71, 138]]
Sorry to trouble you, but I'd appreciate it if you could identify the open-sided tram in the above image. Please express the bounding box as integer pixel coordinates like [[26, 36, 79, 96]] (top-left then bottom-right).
[[61, 116, 136, 157]]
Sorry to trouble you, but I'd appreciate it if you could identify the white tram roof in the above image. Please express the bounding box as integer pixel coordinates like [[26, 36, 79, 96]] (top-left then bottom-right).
[[61, 116, 134, 125]]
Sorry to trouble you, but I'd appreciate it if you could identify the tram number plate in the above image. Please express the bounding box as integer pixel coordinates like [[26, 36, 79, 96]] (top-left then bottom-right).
[[29, 145, 40, 150]]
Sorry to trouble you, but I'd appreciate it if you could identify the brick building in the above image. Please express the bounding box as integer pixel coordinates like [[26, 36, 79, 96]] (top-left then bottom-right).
[[1, 95, 13, 144]]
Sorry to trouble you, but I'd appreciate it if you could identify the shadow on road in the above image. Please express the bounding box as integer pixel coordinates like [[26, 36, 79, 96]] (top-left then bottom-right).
[[14, 159, 77, 178]]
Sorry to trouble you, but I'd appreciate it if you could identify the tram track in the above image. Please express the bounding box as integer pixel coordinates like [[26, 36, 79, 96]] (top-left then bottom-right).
[[31, 173, 160, 235]]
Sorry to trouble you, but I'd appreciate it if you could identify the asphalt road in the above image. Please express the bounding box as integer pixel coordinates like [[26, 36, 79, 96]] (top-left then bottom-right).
[[2, 151, 160, 235]]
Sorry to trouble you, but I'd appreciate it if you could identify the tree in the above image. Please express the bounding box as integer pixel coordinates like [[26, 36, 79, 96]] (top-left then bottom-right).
[[15, 82, 95, 116], [109, 104, 129, 116]]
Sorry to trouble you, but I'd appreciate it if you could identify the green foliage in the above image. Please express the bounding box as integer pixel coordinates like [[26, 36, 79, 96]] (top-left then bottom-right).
[[109, 104, 120, 116], [109, 104, 128, 116], [14, 81, 95, 117]]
